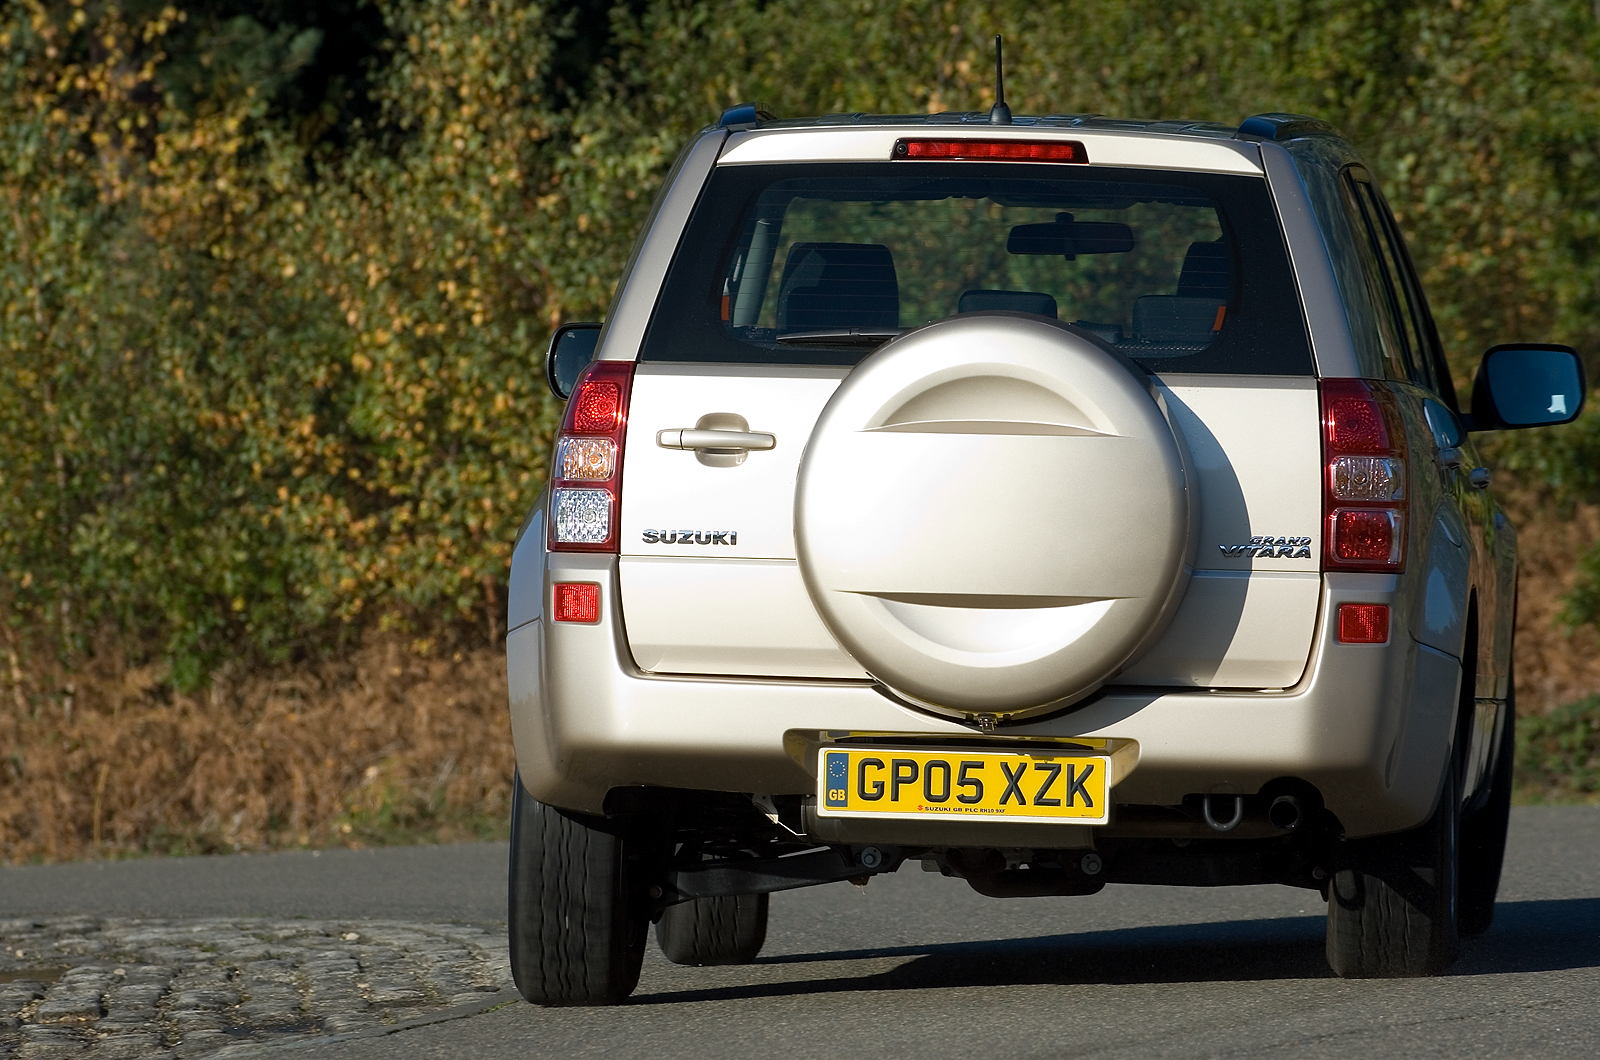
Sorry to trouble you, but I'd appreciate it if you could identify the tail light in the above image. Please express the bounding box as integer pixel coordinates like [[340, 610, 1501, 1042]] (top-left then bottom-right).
[[1320, 379, 1406, 572], [549, 360, 634, 552]]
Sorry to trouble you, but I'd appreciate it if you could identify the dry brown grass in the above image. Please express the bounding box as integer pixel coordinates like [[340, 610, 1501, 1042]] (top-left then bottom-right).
[[1503, 488, 1600, 716], [2, 488, 1598, 864], [0, 634, 513, 864]]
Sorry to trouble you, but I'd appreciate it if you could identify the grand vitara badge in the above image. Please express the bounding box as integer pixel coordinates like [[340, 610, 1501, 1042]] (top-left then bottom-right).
[[642, 529, 738, 546], [1220, 535, 1312, 559]]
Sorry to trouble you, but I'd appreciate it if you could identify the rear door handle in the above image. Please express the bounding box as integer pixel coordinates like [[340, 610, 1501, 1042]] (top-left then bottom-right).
[[657, 428, 777, 452], [1468, 467, 1491, 490]]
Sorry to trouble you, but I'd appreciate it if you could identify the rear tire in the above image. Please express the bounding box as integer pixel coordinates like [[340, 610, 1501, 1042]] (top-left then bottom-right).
[[507, 772, 650, 1006], [1325, 753, 1461, 978], [655, 893, 769, 966], [1459, 673, 1515, 938]]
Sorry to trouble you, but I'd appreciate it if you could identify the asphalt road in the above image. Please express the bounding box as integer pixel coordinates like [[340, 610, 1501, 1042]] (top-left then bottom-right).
[[4, 807, 1598, 1059]]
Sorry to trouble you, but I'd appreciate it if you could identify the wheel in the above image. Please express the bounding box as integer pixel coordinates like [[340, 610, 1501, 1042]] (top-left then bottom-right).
[[507, 772, 650, 1005], [655, 893, 769, 966], [1325, 752, 1461, 978], [1459, 672, 1515, 938]]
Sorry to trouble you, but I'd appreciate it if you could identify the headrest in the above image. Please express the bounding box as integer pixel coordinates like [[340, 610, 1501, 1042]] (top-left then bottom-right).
[[1133, 296, 1225, 344], [957, 290, 1059, 318], [777, 243, 899, 332], [1176, 241, 1232, 301]]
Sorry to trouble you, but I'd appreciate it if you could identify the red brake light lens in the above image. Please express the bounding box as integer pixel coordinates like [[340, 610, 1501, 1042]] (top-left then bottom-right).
[[892, 139, 1088, 162], [572, 381, 621, 433], [1330, 509, 1401, 564], [1320, 379, 1406, 573], [1325, 395, 1389, 452], [1337, 603, 1389, 644], [553, 583, 600, 623]]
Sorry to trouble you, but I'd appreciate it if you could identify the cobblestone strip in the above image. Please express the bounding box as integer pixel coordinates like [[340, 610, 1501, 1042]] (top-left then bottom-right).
[[0, 918, 511, 1059]]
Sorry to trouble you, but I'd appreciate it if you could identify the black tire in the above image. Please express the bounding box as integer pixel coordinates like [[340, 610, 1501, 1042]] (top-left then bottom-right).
[[507, 772, 650, 1006], [655, 893, 769, 966], [1325, 751, 1461, 978], [1459, 673, 1515, 938]]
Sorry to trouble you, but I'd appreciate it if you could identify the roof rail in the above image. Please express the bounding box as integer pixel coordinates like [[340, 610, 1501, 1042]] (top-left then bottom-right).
[[719, 102, 776, 128], [1235, 113, 1341, 142]]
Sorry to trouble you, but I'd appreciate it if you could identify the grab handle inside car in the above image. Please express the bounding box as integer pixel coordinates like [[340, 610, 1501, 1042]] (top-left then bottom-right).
[[657, 428, 777, 452]]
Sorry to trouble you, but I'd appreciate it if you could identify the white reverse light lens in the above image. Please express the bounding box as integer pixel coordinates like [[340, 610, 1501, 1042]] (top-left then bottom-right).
[[553, 488, 611, 543], [1331, 455, 1405, 501], [558, 437, 616, 481]]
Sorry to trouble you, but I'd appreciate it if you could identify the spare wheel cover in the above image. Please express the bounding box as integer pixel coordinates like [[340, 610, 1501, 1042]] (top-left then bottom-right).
[[795, 315, 1193, 719]]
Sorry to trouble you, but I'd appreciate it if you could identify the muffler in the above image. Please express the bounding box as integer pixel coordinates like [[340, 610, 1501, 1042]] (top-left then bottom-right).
[[945, 848, 1106, 898], [1267, 794, 1303, 831]]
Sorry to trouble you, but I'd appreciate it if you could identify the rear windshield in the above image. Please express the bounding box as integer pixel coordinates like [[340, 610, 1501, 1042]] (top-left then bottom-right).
[[639, 162, 1314, 375]]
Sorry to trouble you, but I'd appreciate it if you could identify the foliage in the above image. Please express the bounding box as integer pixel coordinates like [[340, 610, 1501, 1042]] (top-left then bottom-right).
[[599, 0, 1600, 375], [1516, 694, 1600, 803], [3, 0, 1600, 702], [1494, 401, 1600, 627], [0, 0, 583, 692]]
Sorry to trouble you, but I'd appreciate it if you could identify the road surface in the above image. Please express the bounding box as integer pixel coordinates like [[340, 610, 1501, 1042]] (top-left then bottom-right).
[[2, 807, 1597, 1058]]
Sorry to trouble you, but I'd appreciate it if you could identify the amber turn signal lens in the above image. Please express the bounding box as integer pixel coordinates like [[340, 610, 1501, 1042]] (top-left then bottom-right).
[[557, 437, 616, 481], [1336, 603, 1389, 644]]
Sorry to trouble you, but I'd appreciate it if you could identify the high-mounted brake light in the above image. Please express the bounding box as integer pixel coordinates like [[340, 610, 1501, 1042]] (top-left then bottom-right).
[[550, 360, 634, 552], [1320, 379, 1406, 572], [892, 139, 1088, 163]]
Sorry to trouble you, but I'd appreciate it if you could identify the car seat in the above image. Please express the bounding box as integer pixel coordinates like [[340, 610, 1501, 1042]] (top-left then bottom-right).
[[1132, 240, 1231, 344], [1175, 240, 1231, 300], [776, 243, 899, 332], [957, 290, 1059, 318]]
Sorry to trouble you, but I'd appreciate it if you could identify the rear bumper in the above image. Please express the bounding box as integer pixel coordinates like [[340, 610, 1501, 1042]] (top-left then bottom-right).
[[509, 550, 1459, 840]]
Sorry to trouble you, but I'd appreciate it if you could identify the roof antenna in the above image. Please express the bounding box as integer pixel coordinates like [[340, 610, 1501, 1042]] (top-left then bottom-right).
[[989, 35, 1012, 125]]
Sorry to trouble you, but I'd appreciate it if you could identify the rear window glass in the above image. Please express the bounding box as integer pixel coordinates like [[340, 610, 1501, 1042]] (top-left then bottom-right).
[[639, 162, 1313, 375]]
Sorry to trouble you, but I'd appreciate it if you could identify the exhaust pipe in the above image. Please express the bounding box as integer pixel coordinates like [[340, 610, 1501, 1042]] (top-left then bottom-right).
[[1267, 795, 1303, 831]]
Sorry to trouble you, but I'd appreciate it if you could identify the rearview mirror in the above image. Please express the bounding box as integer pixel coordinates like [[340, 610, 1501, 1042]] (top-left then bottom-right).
[[1469, 343, 1586, 430], [546, 323, 602, 400], [1007, 217, 1134, 258]]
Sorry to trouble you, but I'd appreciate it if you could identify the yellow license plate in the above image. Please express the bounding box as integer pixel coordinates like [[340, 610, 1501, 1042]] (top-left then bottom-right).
[[817, 747, 1110, 825]]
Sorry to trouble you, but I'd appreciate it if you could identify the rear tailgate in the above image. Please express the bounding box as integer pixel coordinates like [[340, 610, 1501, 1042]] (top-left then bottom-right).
[[618, 363, 865, 679], [616, 367, 1322, 690], [1117, 375, 1323, 689]]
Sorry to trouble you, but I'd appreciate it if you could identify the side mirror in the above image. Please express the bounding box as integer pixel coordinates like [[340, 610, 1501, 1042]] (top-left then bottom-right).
[[1469, 343, 1586, 430], [546, 323, 603, 400]]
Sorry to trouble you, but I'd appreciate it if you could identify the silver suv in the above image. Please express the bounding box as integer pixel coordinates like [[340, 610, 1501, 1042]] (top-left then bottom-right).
[[505, 107, 1585, 1003]]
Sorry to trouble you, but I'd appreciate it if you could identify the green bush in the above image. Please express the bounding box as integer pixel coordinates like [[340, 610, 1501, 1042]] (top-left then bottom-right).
[[1516, 695, 1600, 803], [2, 1, 590, 685], [4, 0, 1600, 694]]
